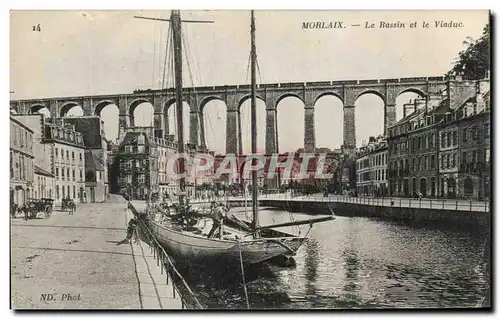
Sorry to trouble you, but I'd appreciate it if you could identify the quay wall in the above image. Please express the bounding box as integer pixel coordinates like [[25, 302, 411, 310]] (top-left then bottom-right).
[[225, 199, 489, 228]]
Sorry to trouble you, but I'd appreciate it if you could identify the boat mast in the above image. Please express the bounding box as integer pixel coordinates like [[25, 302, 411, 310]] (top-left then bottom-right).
[[171, 10, 186, 204], [134, 11, 213, 206], [250, 10, 259, 238]]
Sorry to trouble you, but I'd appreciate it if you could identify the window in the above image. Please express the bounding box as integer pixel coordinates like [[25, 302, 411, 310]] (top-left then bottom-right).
[[477, 150, 483, 163], [62, 168, 65, 180], [10, 152, 13, 178], [55, 148, 58, 157], [72, 152, 75, 160], [67, 186, 70, 199], [424, 156, 428, 170], [484, 123, 490, 139], [138, 174, 145, 183], [452, 130, 457, 146], [56, 167, 59, 178], [126, 174, 132, 184], [463, 128, 468, 142], [66, 150, 69, 159], [62, 186, 65, 198], [72, 169, 75, 181], [472, 126, 478, 140], [486, 149, 490, 163], [452, 153, 456, 168], [56, 185, 60, 199], [137, 145, 145, 153], [125, 145, 133, 153], [447, 132, 452, 147], [446, 154, 451, 169], [431, 155, 435, 169], [67, 168, 70, 180], [462, 151, 467, 164], [80, 169, 83, 180], [79, 153, 82, 161], [441, 155, 445, 169], [73, 186, 76, 199], [441, 132, 446, 148]]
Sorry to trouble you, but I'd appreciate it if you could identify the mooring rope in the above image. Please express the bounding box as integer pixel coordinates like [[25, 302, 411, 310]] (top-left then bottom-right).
[[237, 240, 250, 309]]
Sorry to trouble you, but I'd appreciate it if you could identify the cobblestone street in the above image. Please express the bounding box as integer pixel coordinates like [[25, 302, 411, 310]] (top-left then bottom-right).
[[10, 195, 181, 309]]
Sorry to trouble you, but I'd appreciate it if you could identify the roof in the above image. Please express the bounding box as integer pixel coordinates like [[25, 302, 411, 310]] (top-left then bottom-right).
[[120, 132, 148, 146], [10, 116, 34, 133], [34, 165, 54, 177], [85, 150, 104, 171]]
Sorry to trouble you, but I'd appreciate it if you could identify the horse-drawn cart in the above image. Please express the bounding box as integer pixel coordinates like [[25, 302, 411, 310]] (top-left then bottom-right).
[[23, 198, 54, 219]]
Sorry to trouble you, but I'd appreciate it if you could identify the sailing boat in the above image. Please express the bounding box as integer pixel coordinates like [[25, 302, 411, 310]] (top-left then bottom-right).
[[133, 10, 333, 267]]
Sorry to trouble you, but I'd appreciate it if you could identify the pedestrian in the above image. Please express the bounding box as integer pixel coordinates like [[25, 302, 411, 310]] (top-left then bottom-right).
[[126, 218, 138, 243]]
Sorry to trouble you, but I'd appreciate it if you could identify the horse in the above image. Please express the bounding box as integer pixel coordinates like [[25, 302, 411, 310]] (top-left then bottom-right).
[[62, 198, 76, 215], [17, 203, 34, 220]]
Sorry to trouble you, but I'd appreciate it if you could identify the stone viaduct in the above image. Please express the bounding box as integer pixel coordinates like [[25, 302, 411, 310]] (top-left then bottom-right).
[[10, 76, 451, 154]]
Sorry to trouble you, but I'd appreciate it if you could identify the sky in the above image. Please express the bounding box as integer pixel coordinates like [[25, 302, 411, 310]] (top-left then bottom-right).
[[10, 10, 489, 153]]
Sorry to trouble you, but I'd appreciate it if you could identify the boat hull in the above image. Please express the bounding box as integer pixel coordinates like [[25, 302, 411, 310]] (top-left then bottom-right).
[[147, 219, 306, 266]]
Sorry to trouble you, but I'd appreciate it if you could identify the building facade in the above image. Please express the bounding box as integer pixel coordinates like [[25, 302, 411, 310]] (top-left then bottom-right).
[[14, 114, 86, 203], [356, 137, 388, 196], [407, 110, 442, 198], [85, 150, 106, 202], [387, 74, 490, 200], [10, 116, 35, 206], [437, 113, 459, 198], [63, 117, 109, 201], [118, 127, 184, 200], [387, 116, 411, 197], [44, 121, 87, 203], [34, 165, 55, 200], [456, 76, 491, 200]]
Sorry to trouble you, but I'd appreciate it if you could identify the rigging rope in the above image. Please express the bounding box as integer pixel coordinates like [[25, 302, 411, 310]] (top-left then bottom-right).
[[182, 31, 196, 88], [152, 24, 158, 88], [186, 24, 202, 87], [169, 31, 177, 136], [255, 52, 263, 85], [237, 240, 250, 309], [161, 23, 172, 89]]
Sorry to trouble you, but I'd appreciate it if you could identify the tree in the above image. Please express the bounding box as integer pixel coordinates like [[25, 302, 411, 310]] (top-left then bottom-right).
[[447, 24, 490, 80]]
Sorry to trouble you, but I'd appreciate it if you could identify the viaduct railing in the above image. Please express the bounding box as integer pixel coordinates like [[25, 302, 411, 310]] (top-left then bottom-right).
[[187, 193, 490, 213]]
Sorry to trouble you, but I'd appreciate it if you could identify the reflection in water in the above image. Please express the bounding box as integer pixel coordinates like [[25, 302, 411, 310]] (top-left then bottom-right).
[[178, 208, 490, 309], [304, 239, 319, 297]]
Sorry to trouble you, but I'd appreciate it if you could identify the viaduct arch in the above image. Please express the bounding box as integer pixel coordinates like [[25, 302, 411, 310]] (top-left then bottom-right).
[[11, 76, 452, 153]]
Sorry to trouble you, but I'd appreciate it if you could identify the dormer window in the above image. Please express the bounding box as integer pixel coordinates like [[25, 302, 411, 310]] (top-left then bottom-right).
[[138, 134, 145, 145]]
